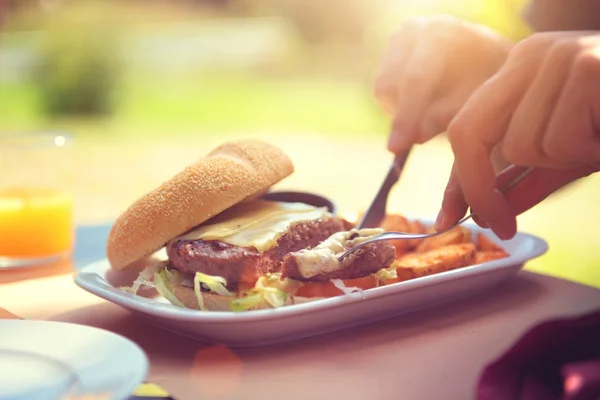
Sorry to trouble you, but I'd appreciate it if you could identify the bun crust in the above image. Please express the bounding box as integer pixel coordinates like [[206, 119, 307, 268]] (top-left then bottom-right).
[[106, 139, 294, 271]]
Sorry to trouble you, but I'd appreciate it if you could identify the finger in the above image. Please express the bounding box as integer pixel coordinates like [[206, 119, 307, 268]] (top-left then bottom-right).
[[447, 45, 543, 240], [499, 165, 600, 216], [374, 24, 419, 116], [543, 50, 600, 164], [418, 85, 477, 142], [438, 164, 532, 232], [494, 164, 534, 190], [435, 162, 468, 231], [501, 39, 579, 167], [389, 31, 448, 153]]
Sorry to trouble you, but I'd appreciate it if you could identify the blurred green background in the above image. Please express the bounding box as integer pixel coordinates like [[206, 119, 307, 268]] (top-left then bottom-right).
[[1, 0, 599, 288]]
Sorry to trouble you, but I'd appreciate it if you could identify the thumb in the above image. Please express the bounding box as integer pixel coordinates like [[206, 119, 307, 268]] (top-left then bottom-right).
[[499, 164, 600, 216], [387, 113, 418, 154]]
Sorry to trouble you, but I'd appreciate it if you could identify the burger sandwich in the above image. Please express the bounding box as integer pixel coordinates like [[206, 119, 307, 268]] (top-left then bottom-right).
[[111, 139, 396, 312]]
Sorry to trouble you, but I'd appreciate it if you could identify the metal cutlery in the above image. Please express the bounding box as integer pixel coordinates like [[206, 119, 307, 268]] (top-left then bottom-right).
[[338, 166, 534, 261], [356, 147, 412, 229]]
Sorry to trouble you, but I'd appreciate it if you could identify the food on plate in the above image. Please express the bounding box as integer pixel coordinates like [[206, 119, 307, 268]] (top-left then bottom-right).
[[476, 232, 509, 253], [474, 251, 510, 264], [110, 139, 396, 312], [415, 226, 472, 253], [394, 242, 477, 281], [343, 213, 511, 286], [281, 229, 396, 282], [109, 139, 511, 313], [165, 202, 345, 286], [378, 214, 423, 255]]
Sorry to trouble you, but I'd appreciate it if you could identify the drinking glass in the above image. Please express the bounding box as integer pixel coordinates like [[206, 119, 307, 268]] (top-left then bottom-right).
[[0, 132, 75, 268]]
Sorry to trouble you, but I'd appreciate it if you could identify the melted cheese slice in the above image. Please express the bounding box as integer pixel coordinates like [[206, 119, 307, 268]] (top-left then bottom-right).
[[292, 228, 384, 278], [172, 200, 331, 253]]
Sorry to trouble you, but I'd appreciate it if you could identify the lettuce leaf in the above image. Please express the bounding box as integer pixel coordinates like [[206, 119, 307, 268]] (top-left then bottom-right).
[[374, 262, 399, 285], [193, 271, 235, 311], [330, 279, 362, 295], [229, 272, 301, 312], [194, 272, 234, 297], [229, 292, 265, 312], [153, 268, 186, 308], [120, 263, 306, 313], [374, 266, 397, 281], [119, 261, 168, 294]]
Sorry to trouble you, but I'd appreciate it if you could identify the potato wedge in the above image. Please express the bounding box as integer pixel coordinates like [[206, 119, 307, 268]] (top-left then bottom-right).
[[406, 218, 427, 248], [379, 214, 410, 232], [379, 214, 413, 256], [473, 250, 509, 264], [415, 226, 473, 253], [476, 232, 506, 252], [395, 243, 477, 280]]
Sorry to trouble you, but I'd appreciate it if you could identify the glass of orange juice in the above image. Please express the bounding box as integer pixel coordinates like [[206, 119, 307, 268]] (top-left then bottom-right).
[[0, 132, 74, 268]]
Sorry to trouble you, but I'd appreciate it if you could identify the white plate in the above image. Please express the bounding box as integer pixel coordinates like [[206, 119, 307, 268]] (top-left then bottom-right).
[[74, 220, 548, 348], [0, 320, 148, 400]]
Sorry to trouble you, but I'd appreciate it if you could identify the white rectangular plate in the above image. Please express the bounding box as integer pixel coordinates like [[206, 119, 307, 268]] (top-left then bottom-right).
[[74, 219, 548, 348]]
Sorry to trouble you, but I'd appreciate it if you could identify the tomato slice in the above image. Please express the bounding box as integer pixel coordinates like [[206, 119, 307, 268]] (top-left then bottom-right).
[[379, 277, 401, 285], [295, 275, 378, 298]]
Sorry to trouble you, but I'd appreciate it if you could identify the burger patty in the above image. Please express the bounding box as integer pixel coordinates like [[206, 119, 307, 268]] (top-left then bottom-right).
[[166, 216, 345, 285], [280, 240, 396, 282]]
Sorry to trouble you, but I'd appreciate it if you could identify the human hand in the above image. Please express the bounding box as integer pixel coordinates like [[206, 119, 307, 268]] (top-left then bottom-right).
[[374, 15, 512, 154], [437, 32, 600, 240]]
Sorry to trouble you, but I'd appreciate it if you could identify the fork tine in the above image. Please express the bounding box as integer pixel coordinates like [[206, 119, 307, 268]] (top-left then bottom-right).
[[339, 166, 535, 261]]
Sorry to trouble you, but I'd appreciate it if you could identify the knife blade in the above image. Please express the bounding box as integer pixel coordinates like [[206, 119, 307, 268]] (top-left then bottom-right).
[[356, 147, 412, 229]]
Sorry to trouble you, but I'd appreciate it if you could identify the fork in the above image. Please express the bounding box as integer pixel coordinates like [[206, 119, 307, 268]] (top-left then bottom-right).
[[337, 166, 534, 261]]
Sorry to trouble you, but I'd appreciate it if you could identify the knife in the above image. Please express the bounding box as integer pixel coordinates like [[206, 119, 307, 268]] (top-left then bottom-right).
[[356, 147, 412, 229]]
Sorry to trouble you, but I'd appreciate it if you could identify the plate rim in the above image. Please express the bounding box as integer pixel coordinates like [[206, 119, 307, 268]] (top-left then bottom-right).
[[74, 220, 549, 323], [0, 319, 149, 400]]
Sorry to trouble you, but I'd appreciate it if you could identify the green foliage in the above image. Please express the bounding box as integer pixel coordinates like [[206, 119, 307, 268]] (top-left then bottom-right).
[[32, 4, 122, 118]]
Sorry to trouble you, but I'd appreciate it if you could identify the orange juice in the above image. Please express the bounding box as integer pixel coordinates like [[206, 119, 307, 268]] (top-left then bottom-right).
[[0, 187, 74, 258]]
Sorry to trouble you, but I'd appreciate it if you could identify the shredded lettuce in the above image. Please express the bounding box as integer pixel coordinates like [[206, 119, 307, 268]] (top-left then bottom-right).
[[260, 287, 288, 308], [374, 266, 398, 281], [331, 279, 362, 295], [192, 272, 235, 311], [374, 262, 399, 286], [228, 273, 299, 312], [193, 274, 205, 311], [153, 269, 186, 308], [255, 272, 303, 293], [119, 261, 167, 294], [229, 292, 265, 312], [120, 262, 305, 313], [194, 272, 234, 297]]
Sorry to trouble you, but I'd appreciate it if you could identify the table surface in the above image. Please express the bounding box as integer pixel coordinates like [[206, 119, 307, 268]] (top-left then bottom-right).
[[2, 225, 600, 400]]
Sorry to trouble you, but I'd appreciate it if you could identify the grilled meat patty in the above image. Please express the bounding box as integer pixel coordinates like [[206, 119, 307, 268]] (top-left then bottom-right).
[[280, 240, 396, 282], [166, 216, 345, 285]]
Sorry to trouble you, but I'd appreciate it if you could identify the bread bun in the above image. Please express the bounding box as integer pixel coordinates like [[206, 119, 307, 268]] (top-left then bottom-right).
[[106, 139, 294, 271], [173, 285, 234, 311]]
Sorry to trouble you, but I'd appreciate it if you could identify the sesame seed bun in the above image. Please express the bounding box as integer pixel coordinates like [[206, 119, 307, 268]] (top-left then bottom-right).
[[106, 139, 294, 271]]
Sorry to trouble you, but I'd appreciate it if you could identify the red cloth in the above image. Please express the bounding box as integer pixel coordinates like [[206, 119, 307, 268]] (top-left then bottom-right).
[[477, 309, 600, 400]]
